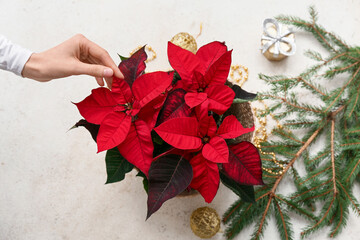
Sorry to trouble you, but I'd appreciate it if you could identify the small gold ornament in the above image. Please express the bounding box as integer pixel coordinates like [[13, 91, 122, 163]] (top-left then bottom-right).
[[170, 32, 198, 54], [190, 207, 220, 239]]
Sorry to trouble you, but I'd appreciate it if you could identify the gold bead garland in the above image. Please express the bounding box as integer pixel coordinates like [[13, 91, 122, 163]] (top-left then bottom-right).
[[190, 207, 221, 239], [253, 100, 288, 175], [229, 64, 249, 87]]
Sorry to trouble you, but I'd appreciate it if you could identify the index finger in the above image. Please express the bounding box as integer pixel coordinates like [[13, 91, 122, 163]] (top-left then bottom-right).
[[80, 37, 124, 79]]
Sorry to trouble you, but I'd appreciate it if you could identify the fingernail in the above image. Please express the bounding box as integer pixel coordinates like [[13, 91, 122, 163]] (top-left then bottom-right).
[[103, 68, 113, 77]]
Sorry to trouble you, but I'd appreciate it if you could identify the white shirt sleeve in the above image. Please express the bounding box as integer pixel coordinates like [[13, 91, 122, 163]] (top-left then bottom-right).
[[0, 35, 33, 76]]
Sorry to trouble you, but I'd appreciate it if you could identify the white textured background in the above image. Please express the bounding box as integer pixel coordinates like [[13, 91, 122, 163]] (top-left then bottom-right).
[[0, 0, 360, 239]]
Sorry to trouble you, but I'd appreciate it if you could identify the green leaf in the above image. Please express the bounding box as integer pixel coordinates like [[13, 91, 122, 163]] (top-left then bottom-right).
[[105, 147, 134, 184], [117, 54, 129, 62], [233, 98, 255, 104], [220, 171, 255, 203]]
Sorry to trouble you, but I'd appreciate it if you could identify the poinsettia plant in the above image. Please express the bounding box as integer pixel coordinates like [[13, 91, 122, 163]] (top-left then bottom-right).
[[72, 41, 264, 219]]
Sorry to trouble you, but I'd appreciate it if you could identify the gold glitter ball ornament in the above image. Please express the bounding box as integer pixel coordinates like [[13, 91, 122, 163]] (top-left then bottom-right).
[[190, 207, 220, 239], [170, 32, 198, 54]]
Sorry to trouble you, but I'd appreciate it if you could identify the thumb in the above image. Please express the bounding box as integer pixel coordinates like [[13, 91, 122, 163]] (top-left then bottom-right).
[[76, 63, 114, 78]]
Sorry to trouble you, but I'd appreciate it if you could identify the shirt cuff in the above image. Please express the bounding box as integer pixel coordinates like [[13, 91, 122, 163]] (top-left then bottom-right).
[[16, 48, 33, 77], [0, 35, 33, 77]]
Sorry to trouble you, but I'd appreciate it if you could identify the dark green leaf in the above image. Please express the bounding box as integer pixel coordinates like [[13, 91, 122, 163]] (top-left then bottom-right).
[[232, 85, 257, 100], [220, 171, 255, 203], [137, 171, 149, 193], [105, 147, 134, 184], [71, 119, 99, 142]]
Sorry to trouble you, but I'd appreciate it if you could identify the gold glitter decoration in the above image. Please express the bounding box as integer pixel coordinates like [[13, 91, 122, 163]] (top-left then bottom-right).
[[229, 64, 249, 87], [129, 45, 157, 63], [170, 32, 198, 54], [190, 207, 220, 239], [253, 100, 287, 175]]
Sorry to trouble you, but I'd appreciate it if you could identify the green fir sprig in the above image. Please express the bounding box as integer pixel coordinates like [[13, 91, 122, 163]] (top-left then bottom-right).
[[223, 6, 360, 240]]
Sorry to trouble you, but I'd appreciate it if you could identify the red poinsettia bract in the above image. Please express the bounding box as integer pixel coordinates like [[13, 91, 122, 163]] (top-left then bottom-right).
[[154, 115, 254, 202], [75, 49, 173, 175], [168, 41, 235, 114]]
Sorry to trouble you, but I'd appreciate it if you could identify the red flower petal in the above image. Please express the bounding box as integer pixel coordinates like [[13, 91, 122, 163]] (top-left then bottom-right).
[[198, 115, 217, 138], [112, 76, 133, 104], [138, 95, 167, 129], [194, 100, 209, 122], [154, 117, 202, 150], [204, 50, 232, 85], [132, 71, 173, 108], [205, 85, 235, 114], [167, 42, 204, 82], [217, 115, 255, 139], [196, 41, 228, 70], [185, 92, 207, 109], [117, 120, 154, 176], [192, 70, 206, 89], [97, 112, 131, 152], [222, 142, 264, 185], [119, 46, 147, 88], [74, 88, 118, 125], [202, 136, 229, 163], [190, 153, 220, 203]]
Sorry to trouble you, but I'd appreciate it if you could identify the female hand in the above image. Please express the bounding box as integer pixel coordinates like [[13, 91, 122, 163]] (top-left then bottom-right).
[[22, 34, 123, 88]]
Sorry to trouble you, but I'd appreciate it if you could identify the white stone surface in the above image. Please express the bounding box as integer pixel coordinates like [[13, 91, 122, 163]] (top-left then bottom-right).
[[0, 0, 359, 239]]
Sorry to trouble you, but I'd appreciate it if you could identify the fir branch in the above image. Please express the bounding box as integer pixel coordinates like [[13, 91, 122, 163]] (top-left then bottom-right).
[[300, 52, 348, 78], [270, 121, 329, 194], [261, 94, 323, 113], [345, 84, 360, 118], [337, 180, 360, 215], [273, 199, 293, 240], [299, 166, 331, 185], [223, 199, 244, 224], [301, 194, 337, 237], [274, 195, 318, 221], [291, 179, 332, 200], [305, 150, 330, 168], [253, 196, 272, 240], [298, 76, 327, 96], [304, 49, 323, 61], [330, 202, 344, 238], [283, 120, 316, 127], [324, 61, 360, 79], [224, 7, 360, 239], [330, 119, 338, 194], [344, 155, 360, 183]]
